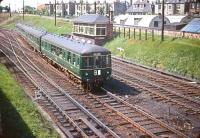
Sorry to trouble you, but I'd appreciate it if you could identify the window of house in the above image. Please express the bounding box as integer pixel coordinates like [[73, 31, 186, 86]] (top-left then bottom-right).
[[154, 21, 158, 27], [169, 5, 172, 9], [177, 4, 180, 9], [158, 4, 161, 9], [197, 3, 200, 9]]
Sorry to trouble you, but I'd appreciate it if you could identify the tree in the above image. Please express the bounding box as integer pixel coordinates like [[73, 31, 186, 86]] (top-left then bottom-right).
[[24, 6, 36, 14]]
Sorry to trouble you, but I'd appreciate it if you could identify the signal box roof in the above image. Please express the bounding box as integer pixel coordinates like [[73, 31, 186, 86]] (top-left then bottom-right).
[[73, 14, 110, 24]]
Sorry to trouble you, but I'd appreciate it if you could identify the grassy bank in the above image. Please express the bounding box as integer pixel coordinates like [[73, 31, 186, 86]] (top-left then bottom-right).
[[0, 14, 72, 34], [1, 14, 200, 80], [105, 36, 200, 80], [0, 64, 59, 138]]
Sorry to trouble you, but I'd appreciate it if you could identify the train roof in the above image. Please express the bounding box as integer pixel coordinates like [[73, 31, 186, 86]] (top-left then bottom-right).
[[42, 33, 110, 55], [16, 23, 110, 55], [16, 23, 46, 38]]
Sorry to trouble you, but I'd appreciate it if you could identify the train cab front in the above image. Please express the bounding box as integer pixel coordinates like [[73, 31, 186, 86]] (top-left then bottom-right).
[[81, 52, 112, 91]]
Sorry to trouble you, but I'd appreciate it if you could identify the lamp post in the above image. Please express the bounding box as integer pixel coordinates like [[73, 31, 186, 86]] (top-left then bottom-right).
[[23, 0, 24, 20], [55, 0, 56, 26], [9, 3, 11, 18], [161, 0, 164, 41]]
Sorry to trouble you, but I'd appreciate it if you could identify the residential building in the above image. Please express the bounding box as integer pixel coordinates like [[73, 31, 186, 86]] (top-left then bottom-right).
[[155, 0, 187, 15], [111, 0, 128, 16], [65, 2, 75, 16], [56, 1, 65, 17], [126, 0, 154, 15], [75, 1, 90, 16], [37, 4, 45, 11], [114, 15, 170, 29], [188, 0, 200, 15], [45, 2, 54, 15], [90, 1, 109, 15]]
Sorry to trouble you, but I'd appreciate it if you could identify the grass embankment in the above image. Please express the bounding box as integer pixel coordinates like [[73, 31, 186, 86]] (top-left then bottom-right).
[[105, 36, 200, 80], [1, 14, 200, 80], [0, 14, 72, 34], [0, 64, 59, 138]]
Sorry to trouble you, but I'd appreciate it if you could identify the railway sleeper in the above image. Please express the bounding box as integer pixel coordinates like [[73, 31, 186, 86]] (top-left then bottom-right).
[[140, 121, 157, 127], [147, 127, 170, 135]]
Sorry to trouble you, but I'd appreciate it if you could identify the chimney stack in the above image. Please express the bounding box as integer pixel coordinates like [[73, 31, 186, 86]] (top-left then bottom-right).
[[94, 1, 96, 14], [130, 0, 133, 5]]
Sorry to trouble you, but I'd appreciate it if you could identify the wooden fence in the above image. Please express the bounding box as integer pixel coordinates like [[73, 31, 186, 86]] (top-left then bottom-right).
[[113, 25, 200, 40]]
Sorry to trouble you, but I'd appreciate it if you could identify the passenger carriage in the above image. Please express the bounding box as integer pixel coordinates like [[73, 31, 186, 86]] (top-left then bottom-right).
[[16, 23, 112, 89]]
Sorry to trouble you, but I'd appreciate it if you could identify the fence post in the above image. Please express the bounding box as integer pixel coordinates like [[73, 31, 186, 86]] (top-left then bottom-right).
[[134, 28, 135, 39], [124, 27, 125, 38], [139, 29, 141, 40], [129, 28, 130, 39], [119, 27, 121, 37], [152, 30, 154, 41], [182, 31, 185, 37], [145, 29, 147, 40]]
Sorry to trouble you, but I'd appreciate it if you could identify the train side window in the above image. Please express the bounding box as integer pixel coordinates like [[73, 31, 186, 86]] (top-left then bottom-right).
[[82, 57, 87, 68], [62, 52, 65, 59], [89, 57, 93, 67], [67, 51, 71, 63], [51, 45, 56, 54], [102, 56, 106, 67], [106, 55, 111, 67], [73, 54, 76, 65], [94, 56, 101, 68], [77, 57, 80, 67], [45, 42, 47, 49]]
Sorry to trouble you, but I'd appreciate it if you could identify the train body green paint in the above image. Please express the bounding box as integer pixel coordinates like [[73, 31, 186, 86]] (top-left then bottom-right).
[[16, 23, 112, 88]]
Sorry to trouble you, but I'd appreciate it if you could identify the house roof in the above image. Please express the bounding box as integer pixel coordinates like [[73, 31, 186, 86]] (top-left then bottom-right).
[[73, 14, 110, 24], [181, 18, 200, 33], [126, 3, 152, 13], [156, 0, 185, 4]]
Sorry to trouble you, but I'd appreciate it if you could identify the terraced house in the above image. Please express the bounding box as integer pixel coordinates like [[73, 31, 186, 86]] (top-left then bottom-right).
[[126, 0, 155, 15], [155, 0, 187, 15]]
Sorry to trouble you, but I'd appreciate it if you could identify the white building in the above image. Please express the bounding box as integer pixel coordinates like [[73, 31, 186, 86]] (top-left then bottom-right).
[[114, 15, 170, 29]]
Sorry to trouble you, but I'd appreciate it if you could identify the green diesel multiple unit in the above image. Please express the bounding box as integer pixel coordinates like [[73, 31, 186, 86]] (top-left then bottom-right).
[[16, 23, 112, 88]]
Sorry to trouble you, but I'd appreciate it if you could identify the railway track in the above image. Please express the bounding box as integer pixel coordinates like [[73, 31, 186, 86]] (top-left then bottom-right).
[[10, 31, 191, 137], [112, 57, 200, 97], [0, 30, 118, 138], [112, 58, 200, 115], [0, 30, 189, 137]]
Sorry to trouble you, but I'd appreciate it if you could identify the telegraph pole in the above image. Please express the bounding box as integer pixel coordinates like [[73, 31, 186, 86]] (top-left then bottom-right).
[[161, 0, 164, 41], [23, 0, 24, 20], [9, 3, 11, 18], [55, 0, 56, 26]]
